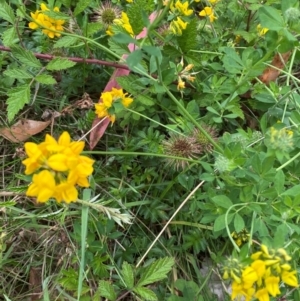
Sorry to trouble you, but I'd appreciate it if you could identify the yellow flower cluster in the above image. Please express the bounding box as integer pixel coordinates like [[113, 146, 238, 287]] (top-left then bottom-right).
[[177, 63, 197, 90], [169, 0, 194, 35], [223, 245, 298, 301], [231, 229, 250, 247], [28, 3, 65, 38], [199, 6, 217, 23], [106, 12, 133, 36], [95, 88, 133, 123], [22, 132, 94, 203]]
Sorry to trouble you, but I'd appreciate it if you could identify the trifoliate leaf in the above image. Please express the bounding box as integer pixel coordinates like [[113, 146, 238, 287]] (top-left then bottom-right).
[[121, 262, 134, 289], [53, 36, 79, 48], [6, 84, 31, 122], [35, 74, 57, 85], [137, 257, 175, 287], [4, 68, 33, 79], [98, 280, 117, 301], [2, 26, 17, 47], [0, 2, 15, 24], [46, 58, 76, 71], [133, 287, 158, 301], [74, 0, 91, 16], [11, 46, 42, 69]]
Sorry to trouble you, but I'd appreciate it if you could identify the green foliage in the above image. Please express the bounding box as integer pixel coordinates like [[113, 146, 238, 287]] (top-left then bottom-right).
[[46, 57, 77, 70], [2, 0, 300, 300], [6, 84, 30, 121]]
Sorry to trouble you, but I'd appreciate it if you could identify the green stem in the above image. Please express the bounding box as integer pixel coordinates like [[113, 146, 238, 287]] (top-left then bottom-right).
[[276, 151, 300, 171], [84, 150, 201, 164]]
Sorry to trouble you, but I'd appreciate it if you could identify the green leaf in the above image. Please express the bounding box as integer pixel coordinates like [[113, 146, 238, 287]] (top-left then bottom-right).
[[136, 94, 155, 106], [234, 214, 245, 233], [53, 36, 79, 48], [213, 213, 234, 232], [2, 27, 17, 47], [0, 2, 15, 24], [74, 0, 91, 16], [258, 6, 285, 31], [177, 18, 197, 53], [46, 58, 76, 71], [4, 68, 33, 79], [282, 185, 300, 196], [211, 195, 233, 209], [6, 84, 31, 122], [108, 39, 130, 56], [35, 74, 57, 85], [98, 280, 116, 301], [222, 47, 244, 74], [11, 46, 42, 68], [86, 22, 103, 36], [133, 287, 158, 301], [137, 257, 174, 287], [127, 0, 152, 35], [121, 262, 134, 289]]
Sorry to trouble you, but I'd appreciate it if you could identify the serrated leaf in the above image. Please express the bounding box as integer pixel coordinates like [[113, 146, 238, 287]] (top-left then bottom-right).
[[4, 68, 33, 79], [2, 26, 17, 47], [121, 262, 134, 289], [46, 58, 76, 71], [53, 36, 79, 48], [98, 280, 116, 301], [133, 287, 158, 301], [108, 39, 130, 57], [137, 257, 174, 287], [136, 94, 155, 106], [11, 46, 42, 68], [74, 0, 91, 16], [6, 85, 30, 122], [127, 0, 152, 35], [86, 22, 103, 36], [35, 74, 57, 85], [0, 2, 15, 24], [177, 18, 197, 53]]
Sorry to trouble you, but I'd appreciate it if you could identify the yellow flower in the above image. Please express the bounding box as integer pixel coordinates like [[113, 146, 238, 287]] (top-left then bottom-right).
[[257, 24, 268, 36], [177, 78, 185, 90], [95, 88, 133, 123], [170, 17, 187, 35], [265, 276, 280, 297], [114, 12, 134, 36], [255, 288, 269, 301], [174, 0, 193, 16], [54, 181, 78, 203], [242, 266, 258, 289], [199, 6, 217, 22], [231, 281, 254, 301], [26, 170, 56, 203], [23, 132, 94, 203], [29, 3, 65, 38], [208, 0, 219, 3], [281, 270, 298, 287]]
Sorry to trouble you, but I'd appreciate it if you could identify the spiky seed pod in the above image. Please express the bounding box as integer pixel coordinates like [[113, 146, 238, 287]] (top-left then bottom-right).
[[162, 134, 202, 170], [93, 2, 121, 27], [192, 126, 218, 153]]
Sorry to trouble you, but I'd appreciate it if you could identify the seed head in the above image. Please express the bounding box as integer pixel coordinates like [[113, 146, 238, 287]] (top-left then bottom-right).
[[192, 126, 218, 153], [162, 134, 202, 170], [93, 2, 121, 27]]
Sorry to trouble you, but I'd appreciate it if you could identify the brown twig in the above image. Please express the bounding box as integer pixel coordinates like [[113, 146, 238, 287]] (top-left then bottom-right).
[[0, 45, 129, 70]]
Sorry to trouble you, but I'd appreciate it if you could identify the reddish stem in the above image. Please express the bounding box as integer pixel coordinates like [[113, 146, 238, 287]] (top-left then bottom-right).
[[0, 45, 129, 70]]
